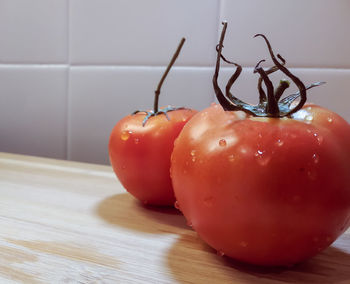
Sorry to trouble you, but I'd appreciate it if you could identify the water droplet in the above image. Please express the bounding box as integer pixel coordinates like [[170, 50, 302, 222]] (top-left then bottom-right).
[[190, 150, 196, 156], [239, 241, 248, 247], [313, 133, 324, 145], [174, 201, 180, 210], [276, 139, 284, 147], [235, 111, 246, 120], [134, 138, 140, 144], [203, 196, 213, 207], [186, 220, 193, 227], [228, 154, 235, 162], [306, 106, 312, 111], [327, 117, 333, 123], [240, 147, 248, 154], [219, 139, 227, 147], [217, 250, 225, 257], [305, 115, 313, 122], [258, 133, 263, 139], [312, 153, 319, 164], [121, 130, 132, 141], [255, 150, 271, 166]]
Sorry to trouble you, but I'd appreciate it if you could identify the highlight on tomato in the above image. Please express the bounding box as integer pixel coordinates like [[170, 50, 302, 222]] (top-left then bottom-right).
[[109, 38, 197, 206], [170, 22, 350, 266]]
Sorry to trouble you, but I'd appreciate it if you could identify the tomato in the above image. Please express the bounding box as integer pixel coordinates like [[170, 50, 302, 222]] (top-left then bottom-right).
[[109, 38, 197, 206], [170, 22, 350, 266], [109, 108, 196, 205]]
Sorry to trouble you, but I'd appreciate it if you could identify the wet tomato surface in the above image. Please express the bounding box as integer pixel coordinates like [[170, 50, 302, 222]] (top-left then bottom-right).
[[171, 103, 350, 266]]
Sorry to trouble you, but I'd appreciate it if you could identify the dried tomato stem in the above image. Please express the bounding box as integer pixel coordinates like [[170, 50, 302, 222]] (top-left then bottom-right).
[[254, 34, 307, 116], [154, 38, 185, 113], [254, 60, 279, 116], [274, 79, 290, 101]]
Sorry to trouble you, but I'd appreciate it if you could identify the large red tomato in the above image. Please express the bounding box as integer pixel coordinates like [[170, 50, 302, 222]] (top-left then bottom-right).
[[109, 38, 197, 206], [170, 22, 350, 266]]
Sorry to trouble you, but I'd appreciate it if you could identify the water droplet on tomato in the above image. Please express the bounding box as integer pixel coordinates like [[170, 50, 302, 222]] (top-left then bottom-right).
[[276, 139, 284, 147], [174, 201, 180, 210], [217, 250, 225, 257], [203, 196, 213, 207], [239, 241, 248, 247], [190, 150, 196, 156], [192, 157, 196, 162], [134, 138, 140, 144], [121, 130, 131, 141], [327, 117, 333, 123], [219, 139, 227, 147], [313, 133, 324, 145], [228, 154, 235, 162], [186, 220, 193, 227], [255, 150, 271, 166], [305, 115, 313, 122], [312, 153, 319, 164], [235, 111, 246, 120]]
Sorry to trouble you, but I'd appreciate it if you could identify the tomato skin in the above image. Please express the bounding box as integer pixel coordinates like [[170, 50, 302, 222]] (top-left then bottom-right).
[[171, 103, 350, 266], [109, 108, 197, 206]]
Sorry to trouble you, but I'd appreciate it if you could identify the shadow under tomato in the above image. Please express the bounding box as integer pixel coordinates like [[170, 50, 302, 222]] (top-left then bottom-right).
[[95, 193, 189, 234], [167, 232, 350, 284]]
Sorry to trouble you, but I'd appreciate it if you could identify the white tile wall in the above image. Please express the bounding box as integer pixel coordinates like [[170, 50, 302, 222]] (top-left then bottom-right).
[[1, 0, 349, 164]]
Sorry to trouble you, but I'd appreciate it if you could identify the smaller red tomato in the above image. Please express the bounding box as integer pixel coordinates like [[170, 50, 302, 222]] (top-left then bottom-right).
[[109, 108, 196, 205], [109, 38, 197, 206]]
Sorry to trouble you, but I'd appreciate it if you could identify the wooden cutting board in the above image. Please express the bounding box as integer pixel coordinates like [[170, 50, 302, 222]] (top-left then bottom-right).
[[0, 152, 349, 283]]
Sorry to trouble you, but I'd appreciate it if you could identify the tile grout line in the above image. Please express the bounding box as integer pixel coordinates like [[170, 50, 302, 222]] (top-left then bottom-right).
[[65, 0, 71, 161], [0, 63, 349, 72]]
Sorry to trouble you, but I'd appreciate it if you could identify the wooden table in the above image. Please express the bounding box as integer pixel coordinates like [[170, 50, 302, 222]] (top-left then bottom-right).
[[0, 152, 349, 283]]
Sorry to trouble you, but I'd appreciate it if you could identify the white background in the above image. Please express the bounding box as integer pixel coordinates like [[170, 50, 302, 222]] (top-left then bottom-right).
[[1, 0, 349, 164]]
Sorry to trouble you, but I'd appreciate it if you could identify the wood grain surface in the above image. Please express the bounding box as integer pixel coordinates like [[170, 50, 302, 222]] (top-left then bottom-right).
[[0, 152, 349, 283]]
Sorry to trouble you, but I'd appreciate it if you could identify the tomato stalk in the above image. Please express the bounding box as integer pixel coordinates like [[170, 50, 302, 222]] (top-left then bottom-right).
[[213, 22, 325, 118], [133, 38, 186, 126], [154, 38, 185, 113]]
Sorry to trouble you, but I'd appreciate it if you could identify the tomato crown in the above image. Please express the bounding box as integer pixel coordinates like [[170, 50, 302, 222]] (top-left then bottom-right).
[[213, 22, 325, 118], [133, 38, 186, 126]]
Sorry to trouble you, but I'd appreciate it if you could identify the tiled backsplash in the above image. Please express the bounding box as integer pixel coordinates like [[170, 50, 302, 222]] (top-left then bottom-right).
[[1, 0, 349, 164]]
